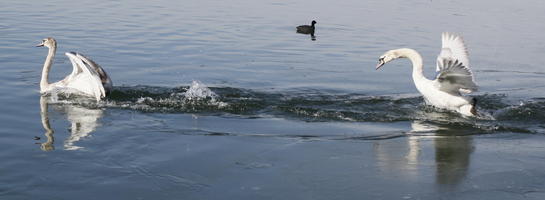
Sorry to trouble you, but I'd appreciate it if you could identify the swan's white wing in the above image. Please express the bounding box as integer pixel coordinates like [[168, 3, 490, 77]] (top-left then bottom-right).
[[74, 53, 107, 100], [436, 32, 470, 74], [64, 52, 105, 101], [75, 53, 113, 93], [435, 59, 478, 94], [61, 52, 84, 84]]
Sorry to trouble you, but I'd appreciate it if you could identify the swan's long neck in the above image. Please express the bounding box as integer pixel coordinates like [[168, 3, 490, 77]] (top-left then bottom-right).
[[40, 45, 56, 92], [396, 48, 427, 82]]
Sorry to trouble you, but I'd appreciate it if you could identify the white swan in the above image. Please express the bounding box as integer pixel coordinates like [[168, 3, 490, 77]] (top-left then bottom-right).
[[36, 37, 112, 101], [376, 32, 478, 116]]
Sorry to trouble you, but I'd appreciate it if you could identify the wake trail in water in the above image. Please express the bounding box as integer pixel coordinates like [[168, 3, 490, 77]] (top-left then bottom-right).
[[43, 82, 545, 135]]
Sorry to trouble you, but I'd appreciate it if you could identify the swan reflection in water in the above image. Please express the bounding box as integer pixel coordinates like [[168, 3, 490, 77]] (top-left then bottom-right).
[[373, 120, 473, 186], [39, 96, 104, 151]]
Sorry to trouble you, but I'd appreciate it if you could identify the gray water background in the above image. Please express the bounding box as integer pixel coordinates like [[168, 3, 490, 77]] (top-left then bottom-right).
[[1, 0, 545, 199]]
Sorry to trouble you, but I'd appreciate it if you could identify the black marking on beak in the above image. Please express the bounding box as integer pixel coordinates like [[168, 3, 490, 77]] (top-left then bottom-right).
[[376, 58, 385, 70], [36, 39, 46, 47]]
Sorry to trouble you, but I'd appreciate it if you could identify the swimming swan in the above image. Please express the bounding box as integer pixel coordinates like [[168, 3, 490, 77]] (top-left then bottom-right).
[[376, 32, 478, 116], [37, 37, 112, 101]]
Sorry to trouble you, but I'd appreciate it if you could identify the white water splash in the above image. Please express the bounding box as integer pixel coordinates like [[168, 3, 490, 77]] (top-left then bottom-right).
[[132, 81, 228, 109], [136, 97, 154, 104], [173, 81, 226, 107], [182, 80, 218, 101]]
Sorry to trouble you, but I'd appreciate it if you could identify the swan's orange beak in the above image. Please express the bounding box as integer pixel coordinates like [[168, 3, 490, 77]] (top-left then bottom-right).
[[376, 59, 385, 70]]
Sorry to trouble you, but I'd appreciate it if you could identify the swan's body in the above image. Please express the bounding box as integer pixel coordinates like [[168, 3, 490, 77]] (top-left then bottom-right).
[[296, 20, 316, 34], [37, 38, 112, 101], [376, 33, 478, 116]]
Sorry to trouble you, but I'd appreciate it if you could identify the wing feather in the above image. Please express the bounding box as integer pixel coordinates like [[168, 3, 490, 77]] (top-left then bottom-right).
[[76, 53, 113, 94], [64, 52, 105, 101], [436, 32, 470, 75], [435, 32, 477, 94], [435, 58, 478, 94]]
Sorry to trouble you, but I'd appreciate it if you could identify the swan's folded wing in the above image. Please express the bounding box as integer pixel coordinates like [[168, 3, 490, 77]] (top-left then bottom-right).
[[436, 32, 470, 73], [435, 58, 478, 94]]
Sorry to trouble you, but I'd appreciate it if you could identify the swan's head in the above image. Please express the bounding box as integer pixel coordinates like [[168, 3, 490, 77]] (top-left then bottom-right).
[[376, 50, 401, 70], [311, 20, 317, 25], [36, 37, 56, 48]]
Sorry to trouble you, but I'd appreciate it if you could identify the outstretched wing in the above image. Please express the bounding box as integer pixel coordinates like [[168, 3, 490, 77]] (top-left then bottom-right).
[[435, 32, 476, 94], [75, 53, 113, 93], [64, 52, 106, 101], [435, 58, 478, 94], [436, 32, 470, 73]]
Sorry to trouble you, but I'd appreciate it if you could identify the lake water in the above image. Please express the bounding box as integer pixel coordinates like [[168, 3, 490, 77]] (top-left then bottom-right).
[[1, 0, 545, 199]]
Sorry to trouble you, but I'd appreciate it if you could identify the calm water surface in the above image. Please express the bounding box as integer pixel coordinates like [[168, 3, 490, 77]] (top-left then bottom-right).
[[1, 0, 545, 199]]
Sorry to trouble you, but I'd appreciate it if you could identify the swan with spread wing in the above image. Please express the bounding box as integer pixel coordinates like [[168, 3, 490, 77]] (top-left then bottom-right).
[[36, 37, 112, 101], [375, 32, 478, 116]]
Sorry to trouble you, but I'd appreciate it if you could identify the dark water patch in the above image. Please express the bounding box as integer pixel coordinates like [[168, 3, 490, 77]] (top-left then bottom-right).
[[493, 99, 545, 123], [474, 93, 510, 110], [103, 82, 277, 115]]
